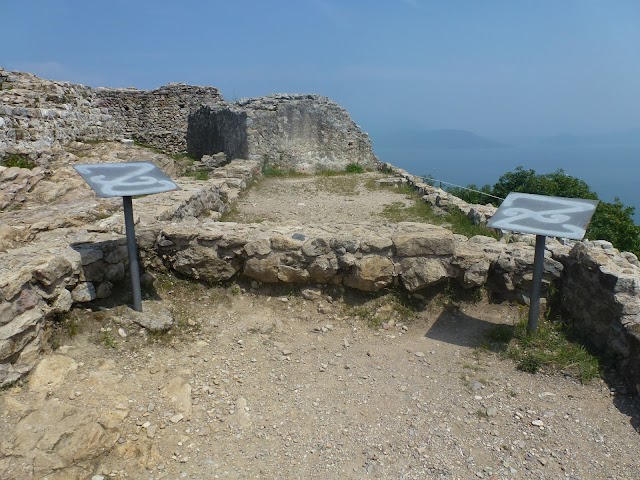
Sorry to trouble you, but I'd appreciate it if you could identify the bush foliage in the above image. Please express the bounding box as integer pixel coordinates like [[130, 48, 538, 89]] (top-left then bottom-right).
[[447, 166, 640, 256]]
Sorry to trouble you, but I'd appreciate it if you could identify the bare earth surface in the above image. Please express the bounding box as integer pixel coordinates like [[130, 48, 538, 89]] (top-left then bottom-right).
[[1, 174, 640, 480]]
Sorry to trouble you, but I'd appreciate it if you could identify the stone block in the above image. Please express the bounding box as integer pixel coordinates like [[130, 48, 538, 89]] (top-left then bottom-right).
[[71, 282, 96, 302], [244, 238, 272, 257], [400, 258, 449, 292], [302, 237, 331, 257], [393, 230, 455, 257], [244, 256, 280, 283], [344, 256, 395, 292]]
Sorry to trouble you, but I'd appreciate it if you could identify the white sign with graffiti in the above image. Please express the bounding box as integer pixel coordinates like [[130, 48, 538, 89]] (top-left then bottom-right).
[[487, 193, 598, 240], [74, 162, 179, 198]]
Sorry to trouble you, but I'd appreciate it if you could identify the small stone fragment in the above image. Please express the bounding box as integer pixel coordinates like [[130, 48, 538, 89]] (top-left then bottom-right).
[[170, 413, 184, 423]]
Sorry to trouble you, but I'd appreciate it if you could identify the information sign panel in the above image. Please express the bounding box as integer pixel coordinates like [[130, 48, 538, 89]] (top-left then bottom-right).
[[487, 193, 598, 240], [73, 162, 178, 198], [74, 161, 179, 312]]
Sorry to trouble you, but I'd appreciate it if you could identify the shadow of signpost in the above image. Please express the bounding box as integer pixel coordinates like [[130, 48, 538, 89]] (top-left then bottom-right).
[[425, 307, 511, 348]]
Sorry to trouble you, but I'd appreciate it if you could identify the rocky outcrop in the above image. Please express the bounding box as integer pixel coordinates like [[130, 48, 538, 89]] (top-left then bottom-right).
[[187, 94, 380, 172]]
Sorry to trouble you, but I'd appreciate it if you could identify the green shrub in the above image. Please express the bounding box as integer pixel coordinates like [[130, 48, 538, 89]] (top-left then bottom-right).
[[345, 163, 365, 174], [445, 166, 640, 256]]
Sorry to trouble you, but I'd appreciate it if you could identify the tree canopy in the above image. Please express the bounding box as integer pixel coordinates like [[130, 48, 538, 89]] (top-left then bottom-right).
[[446, 166, 640, 256]]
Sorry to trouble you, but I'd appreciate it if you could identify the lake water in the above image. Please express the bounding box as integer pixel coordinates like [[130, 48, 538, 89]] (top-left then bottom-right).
[[373, 144, 640, 222]]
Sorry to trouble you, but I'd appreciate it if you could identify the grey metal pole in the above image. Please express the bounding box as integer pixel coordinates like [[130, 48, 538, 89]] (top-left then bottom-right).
[[528, 234, 547, 332], [123, 196, 142, 312]]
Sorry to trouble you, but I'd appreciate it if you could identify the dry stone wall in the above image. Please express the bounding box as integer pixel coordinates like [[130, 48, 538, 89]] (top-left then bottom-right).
[[560, 241, 640, 390], [187, 94, 380, 172], [2, 69, 379, 174], [0, 235, 127, 386], [0, 68, 121, 158], [95, 84, 223, 154], [0, 158, 261, 387]]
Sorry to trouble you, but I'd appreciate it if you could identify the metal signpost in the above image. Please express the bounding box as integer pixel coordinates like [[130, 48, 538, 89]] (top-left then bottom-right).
[[74, 162, 179, 312], [487, 193, 598, 332]]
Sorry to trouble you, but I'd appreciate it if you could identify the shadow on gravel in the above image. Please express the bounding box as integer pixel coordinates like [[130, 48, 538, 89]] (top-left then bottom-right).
[[425, 307, 502, 348]]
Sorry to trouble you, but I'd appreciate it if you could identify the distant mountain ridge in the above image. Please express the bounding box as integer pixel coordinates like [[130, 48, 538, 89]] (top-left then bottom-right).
[[372, 129, 509, 150], [541, 128, 640, 146]]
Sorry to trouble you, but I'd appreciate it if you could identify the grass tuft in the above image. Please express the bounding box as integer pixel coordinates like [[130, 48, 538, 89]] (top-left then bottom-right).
[[375, 184, 498, 239], [345, 163, 365, 174], [344, 290, 419, 328], [484, 316, 602, 383], [182, 170, 209, 181], [1, 153, 35, 169]]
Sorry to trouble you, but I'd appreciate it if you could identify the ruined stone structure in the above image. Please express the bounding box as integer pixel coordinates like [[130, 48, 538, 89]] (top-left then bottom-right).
[[187, 94, 380, 172], [1, 68, 640, 397], [0, 69, 120, 157], [1, 69, 378, 172], [95, 83, 223, 154]]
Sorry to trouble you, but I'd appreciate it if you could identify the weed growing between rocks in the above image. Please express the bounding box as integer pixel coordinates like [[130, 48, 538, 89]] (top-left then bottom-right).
[[182, 170, 209, 181], [47, 311, 82, 350], [483, 312, 602, 384], [1, 153, 35, 169]]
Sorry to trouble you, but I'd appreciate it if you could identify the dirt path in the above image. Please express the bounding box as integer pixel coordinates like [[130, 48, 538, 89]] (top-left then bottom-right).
[[1, 173, 640, 480]]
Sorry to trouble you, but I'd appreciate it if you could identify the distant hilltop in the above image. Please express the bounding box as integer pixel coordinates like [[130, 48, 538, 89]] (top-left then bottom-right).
[[541, 128, 640, 146], [372, 128, 509, 150]]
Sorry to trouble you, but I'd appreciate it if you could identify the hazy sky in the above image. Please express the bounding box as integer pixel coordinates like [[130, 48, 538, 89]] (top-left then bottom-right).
[[3, 0, 640, 137]]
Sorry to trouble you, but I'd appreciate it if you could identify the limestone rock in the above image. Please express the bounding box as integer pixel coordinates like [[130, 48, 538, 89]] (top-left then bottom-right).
[[118, 301, 174, 332], [244, 238, 272, 256], [308, 254, 339, 283], [393, 229, 455, 257], [173, 246, 238, 281], [244, 255, 280, 283], [71, 282, 96, 302], [344, 256, 395, 292], [400, 258, 449, 292], [29, 354, 77, 390], [161, 376, 193, 417]]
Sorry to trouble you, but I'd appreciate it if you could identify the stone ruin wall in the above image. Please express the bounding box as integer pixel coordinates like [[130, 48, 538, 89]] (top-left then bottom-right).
[[187, 106, 249, 161], [0, 68, 121, 160], [0, 68, 225, 159], [187, 94, 380, 172], [2, 69, 378, 173], [94, 84, 223, 154]]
